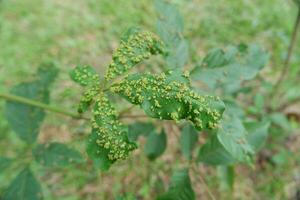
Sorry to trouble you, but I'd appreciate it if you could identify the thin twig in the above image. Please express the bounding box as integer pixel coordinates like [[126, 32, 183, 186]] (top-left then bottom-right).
[[0, 92, 88, 120], [270, 8, 300, 100]]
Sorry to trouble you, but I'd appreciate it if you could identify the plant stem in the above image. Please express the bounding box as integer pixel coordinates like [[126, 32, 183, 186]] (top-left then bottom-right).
[[0, 92, 88, 120], [270, 7, 300, 100]]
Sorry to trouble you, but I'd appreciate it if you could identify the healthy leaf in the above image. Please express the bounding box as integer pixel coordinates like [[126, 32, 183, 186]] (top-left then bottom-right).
[[191, 44, 269, 94], [157, 169, 195, 200], [217, 165, 235, 191], [144, 129, 167, 160], [33, 142, 83, 167], [201, 48, 228, 68], [128, 122, 155, 142], [180, 124, 199, 160], [3, 167, 43, 200], [5, 65, 58, 143], [245, 121, 270, 152], [198, 135, 235, 166], [87, 92, 137, 168], [217, 113, 254, 163], [111, 71, 225, 130], [155, 0, 188, 69], [0, 157, 12, 172], [105, 28, 164, 81], [70, 65, 99, 87], [269, 112, 291, 131]]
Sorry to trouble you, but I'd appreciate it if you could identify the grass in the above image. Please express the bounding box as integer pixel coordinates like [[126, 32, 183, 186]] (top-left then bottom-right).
[[1, 0, 300, 199]]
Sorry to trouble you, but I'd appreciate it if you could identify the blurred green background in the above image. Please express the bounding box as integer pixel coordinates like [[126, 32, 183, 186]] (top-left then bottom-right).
[[1, 0, 300, 199]]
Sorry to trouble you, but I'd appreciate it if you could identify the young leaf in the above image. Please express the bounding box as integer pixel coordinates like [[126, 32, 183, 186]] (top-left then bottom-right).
[[33, 142, 83, 167], [3, 167, 43, 200], [157, 169, 195, 200], [217, 165, 235, 191], [5, 64, 58, 143], [87, 92, 137, 168], [0, 157, 12, 172], [245, 121, 270, 152], [128, 122, 155, 142], [180, 124, 199, 160], [105, 28, 164, 81], [191, 44, 269, 94], [70, 65, 99, 87], [198, 135, 235, 166], [144, 129, 167, 160], [155, 0, 188, 69], [111, 71, 225, 130]]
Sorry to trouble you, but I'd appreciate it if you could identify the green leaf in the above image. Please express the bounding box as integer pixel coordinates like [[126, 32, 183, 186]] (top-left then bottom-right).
[[201, 48, 228, 68], [269, 112, 291, 131], [191, 44, 269, 94], [105, 28, 164, 81], [144, 129, 167, 160], [128, 122, 155, 142], [87, 92, 137, 169], [245, 121, 270, 152], [33, 142, 83, 167], [197, 135, 235, 166], [217, 113, 254, 162], [3, 167, 43, 200], [155, 0, 188, 69], [0, 157, 12, 172], [70, 65, 99, 87], [5, 65, 58, 143], [157, 169, 195, 200], [294, 0, 300, 6], [180, 124, 199, 160], [217, 165, 235, 191], [111, 71, 225, 130]]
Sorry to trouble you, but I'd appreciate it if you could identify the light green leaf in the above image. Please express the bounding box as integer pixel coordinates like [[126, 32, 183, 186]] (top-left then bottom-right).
[[217, 113, 254, 162], [144, 129, 167, 160], [191, 44, 269, 94], [157, 169, 195, 200], [0, 157, 12, 172], [217, 165, 235, 191], [128, 122, 155, 142], [33, 142, 83, 167], [197, 135, 235, 166], [180, 124, 199, 160], [105, 28, 164, 81], [155, 0, 188, 69], [269, 112, 291, 131], [5, 65, 58, 143], [70, 65, 99, 87], [3, 167, 43, 200], [245, 121, 270, 152], [111, 71, 225, 130]]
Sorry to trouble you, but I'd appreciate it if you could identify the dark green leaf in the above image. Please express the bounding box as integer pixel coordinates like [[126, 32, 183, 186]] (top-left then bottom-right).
[[217, 165, 235, 191], [128, 122, 155, 142], [36, 62, 59, 87], [0, 157, 12, 172], [144, 129, 167, 160], [70, 65, 99, 87], [202, 48, 227, 68], [180, 124, 199, 160], [157, 169, 195, 200], [3, 167, 43, 200], [198, 135, 235, 166], [33, 142, 83, 167], [5, 82, 48, 143], [245, 121, 270, 152], [111, 71, 225, 130]]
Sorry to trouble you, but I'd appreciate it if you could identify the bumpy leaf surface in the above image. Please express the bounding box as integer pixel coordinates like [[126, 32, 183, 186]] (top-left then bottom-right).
[[105, 28, 164, 81], [111, 71, 225, 130]]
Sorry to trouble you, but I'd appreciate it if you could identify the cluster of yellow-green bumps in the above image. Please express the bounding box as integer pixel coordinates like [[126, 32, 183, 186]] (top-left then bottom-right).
[[105, 30, 164, 81], [91, 92, 137, 161], [110, 70, 224, 130]]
